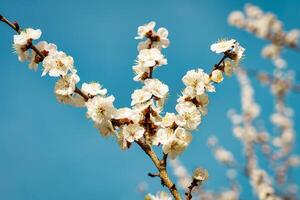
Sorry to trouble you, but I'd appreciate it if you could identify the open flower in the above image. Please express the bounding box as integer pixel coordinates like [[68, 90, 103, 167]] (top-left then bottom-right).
[[132, 64, 149, 82], [176, 101, 201, 130], [14, 28, 42, 46], [144, 78, 169, 99], [210, 39, 236, 53], [152, 128, 173, 146], [81, 82, 107, 96], [122, 124, 145, 143], [135, 21, 156, 39], [42, 51, 75, 77], [13, 28, 42, 62], [182, 69, 215, 96], [157, 112, 178, 128], [155, 28, 170, 49], [113, 107, 141, 124], [131, 88, 152, 106], [86, 95, 116, 124], [54, 73, 80, 96], [136, 48, 167, 68], [162, 127, 192, 159]]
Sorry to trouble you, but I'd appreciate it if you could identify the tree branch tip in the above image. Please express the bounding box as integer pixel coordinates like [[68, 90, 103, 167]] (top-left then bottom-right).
[[12, 21, 20, 30], [147, 173, 159, 178]]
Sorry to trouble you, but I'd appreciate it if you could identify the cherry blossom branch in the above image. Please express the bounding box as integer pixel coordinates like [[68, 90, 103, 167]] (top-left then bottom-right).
[[1, 15, 245, 200], [0, 15, 89, 101]]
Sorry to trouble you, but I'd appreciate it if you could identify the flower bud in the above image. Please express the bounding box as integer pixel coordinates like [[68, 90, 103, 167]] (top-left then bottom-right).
[[193, 167, 209, 182], [211, 69, 224, 83]]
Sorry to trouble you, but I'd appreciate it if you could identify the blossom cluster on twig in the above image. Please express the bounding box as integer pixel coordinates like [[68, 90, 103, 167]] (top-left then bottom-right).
[[0, 14, 245, 200]]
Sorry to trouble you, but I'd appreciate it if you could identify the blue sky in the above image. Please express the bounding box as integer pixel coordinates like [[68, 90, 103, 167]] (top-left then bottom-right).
[[1, 0, 300, 199]]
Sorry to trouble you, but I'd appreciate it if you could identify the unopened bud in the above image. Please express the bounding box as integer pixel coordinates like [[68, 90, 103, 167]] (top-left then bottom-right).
[[193, 167, 209, 182]]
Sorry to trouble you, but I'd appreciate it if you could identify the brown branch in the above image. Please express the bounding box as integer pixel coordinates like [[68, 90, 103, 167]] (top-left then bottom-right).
[[136, 141, 182, 200], [0, 15, 89, 101], [185, 179, 199, 200], [209, 52, 229, 77], [148, 173, 160, 177]]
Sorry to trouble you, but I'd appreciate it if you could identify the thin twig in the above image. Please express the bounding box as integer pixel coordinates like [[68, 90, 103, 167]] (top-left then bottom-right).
[[185, 179, 199, 200], [136, 141, 182, 200]]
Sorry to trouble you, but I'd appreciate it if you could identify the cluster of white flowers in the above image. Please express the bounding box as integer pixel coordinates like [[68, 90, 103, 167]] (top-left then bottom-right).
[[12, 26, 120, 136], [116, 23, 243, 159], [7, 18, 246, 199], [228, 4, 300, 69], [11, 22, 244, 162], [13, 28, 85, 108]]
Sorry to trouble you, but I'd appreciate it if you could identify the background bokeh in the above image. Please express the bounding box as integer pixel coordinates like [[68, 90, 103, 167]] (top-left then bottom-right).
[[1, 0, 300, 199]]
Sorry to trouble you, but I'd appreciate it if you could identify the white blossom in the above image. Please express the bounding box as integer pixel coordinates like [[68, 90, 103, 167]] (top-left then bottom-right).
[[135, 21, 156, 39], [54, 73, 80, 96], [95, 120, 115, 137], [210, 39, 236, 54], [14, 28, 42, 45], [155, 27, 170, 48], [86, 95, 116, 124], [42, 51, 75, 77], [113, 107, 141, 123], [144, 78, 169, 99], [29, 41, 57, 70], [162, 127, 192, 159], [176, 101, 201, 130], [132, 64, 149, 82], [210, 69, 224, 83], [131, 88, 152, 106], [182, 69, 215, 96], [136, 48, 167, 68], [146, 191, 172, 200], [158, 112, 178, 127], [122, 124, 145, 143], [152, 128, 173, 146], [81, 82, 107, 96]]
